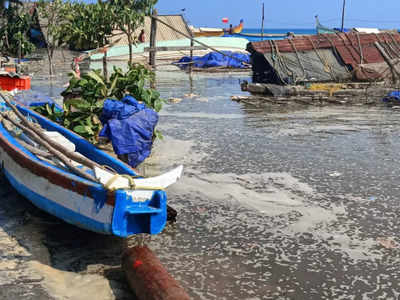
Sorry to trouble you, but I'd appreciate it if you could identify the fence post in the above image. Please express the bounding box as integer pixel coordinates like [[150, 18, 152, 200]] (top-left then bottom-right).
[[149, 9, 158, 68], [189, 35, 194, 74]]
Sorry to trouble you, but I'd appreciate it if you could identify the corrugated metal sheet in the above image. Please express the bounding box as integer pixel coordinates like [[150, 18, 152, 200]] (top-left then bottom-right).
[[263, 49, 351, 84], [249, 32, 400, 54], [249, 32, 400, 83], [110, 15, 190, 45]]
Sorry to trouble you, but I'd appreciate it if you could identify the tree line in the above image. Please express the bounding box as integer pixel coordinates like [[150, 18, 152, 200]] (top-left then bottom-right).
[[0, 0, 157, 74]]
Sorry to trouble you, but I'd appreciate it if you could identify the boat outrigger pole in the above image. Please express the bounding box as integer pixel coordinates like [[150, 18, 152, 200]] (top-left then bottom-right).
[[261, 2, 265, 41], [341, 0, 346, 32]]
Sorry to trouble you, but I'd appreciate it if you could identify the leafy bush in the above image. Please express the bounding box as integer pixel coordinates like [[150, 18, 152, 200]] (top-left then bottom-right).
[[34, 64, 164, 143]]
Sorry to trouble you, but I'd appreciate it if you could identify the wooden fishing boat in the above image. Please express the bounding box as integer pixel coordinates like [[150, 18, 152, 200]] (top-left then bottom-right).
[[192, 20, 244, 38], [193, 27, 224, 38], [231, 20, 244, 34], [315, 15, 338, 34], [234, 32, 287, 39], [0, 95, 183, 237]]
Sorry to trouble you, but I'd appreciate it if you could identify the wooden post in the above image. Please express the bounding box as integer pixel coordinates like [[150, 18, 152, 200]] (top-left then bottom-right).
[[103, 51, 108, 82], [18, 36, 22, 66], [341, 0, 346, 32], [261, 2, 265, 41], [149, 9, 158, 68], [189, 37, 194, 73], [122, 246, 190, 300]]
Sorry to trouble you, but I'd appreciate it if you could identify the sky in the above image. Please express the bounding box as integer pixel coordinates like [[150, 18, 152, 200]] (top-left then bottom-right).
[[155, 0, 400, 29]]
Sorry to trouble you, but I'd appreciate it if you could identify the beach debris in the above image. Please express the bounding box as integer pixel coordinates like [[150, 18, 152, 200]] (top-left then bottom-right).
[[377, 237, 399, 249], [122, 245, 190, 300], [168, 97, 182, 103]]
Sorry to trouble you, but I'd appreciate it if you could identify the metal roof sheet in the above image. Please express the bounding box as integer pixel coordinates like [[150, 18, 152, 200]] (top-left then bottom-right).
[[248, 32, 400, 71]]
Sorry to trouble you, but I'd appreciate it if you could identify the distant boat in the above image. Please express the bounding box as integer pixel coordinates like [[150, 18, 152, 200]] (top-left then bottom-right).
[[191, 27, 225, 37], [191, 19, 244, 37], [229, 19, 244, 34], [315, 15, 339, 34], [233, 32, 287, 39]]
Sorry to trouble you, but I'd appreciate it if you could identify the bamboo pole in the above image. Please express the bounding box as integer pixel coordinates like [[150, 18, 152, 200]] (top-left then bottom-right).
[[341, 0, 346, 33], [149, 9, 158, 67], [261, 2, 265, 41], [0, 112, 97, 182], [0, 92, 103, 170]]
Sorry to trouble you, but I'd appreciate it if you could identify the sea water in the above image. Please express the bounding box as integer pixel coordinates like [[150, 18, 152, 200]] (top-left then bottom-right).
[[1, 59, 400, 299]]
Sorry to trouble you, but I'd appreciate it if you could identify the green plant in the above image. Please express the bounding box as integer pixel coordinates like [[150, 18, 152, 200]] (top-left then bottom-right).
[[109, 64, 164, 112], [32, 103, 64, 123], [34, 65, 164, 143], [110, 0, 157, 65]]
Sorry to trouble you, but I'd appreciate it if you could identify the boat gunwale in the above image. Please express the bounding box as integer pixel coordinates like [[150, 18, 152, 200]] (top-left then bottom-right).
[[0, 103, 127, 205], [17, 104, 138, 175]]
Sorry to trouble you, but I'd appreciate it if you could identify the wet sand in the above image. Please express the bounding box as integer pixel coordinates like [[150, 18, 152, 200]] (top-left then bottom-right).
[[1, 59, 400, 299]]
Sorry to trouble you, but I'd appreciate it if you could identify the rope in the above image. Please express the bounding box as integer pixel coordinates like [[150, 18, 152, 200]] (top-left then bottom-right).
[[288, 38, 306, 81], [271, 40, 293, 84], [375, 33, 395, 60], [385, 33, 400, 58], [268, 40, 287, 84], [356, 32, 364, 64], [307, 36, 335, 80], [104, 174, 164, 191], [321, 34, 351, 74], [336, 33, 360, 65], [388, 32, 400, 57]]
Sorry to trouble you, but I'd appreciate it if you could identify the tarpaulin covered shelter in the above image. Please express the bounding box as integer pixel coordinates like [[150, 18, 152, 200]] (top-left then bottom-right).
[[247, 32, 400, 85]]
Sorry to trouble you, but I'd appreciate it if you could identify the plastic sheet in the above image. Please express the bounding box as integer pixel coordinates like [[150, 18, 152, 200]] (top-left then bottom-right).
[[382, 91, 400, 103], [176, 51, 250, 69], [99, 95, 158, 167]]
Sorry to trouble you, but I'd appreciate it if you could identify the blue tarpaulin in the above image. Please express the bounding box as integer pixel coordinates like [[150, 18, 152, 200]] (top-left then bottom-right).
[[382, 91, 400, 103], [176, 51, 250, 69], [99, 95, 158, 167]]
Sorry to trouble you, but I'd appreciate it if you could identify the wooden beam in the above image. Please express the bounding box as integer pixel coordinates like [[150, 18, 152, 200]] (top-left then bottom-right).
[[149, 9, 158, 67], [144, 46, 207, 52]]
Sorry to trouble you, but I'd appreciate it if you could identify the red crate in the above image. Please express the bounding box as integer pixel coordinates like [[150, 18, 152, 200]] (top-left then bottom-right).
[[0, 75, 31, 91]]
